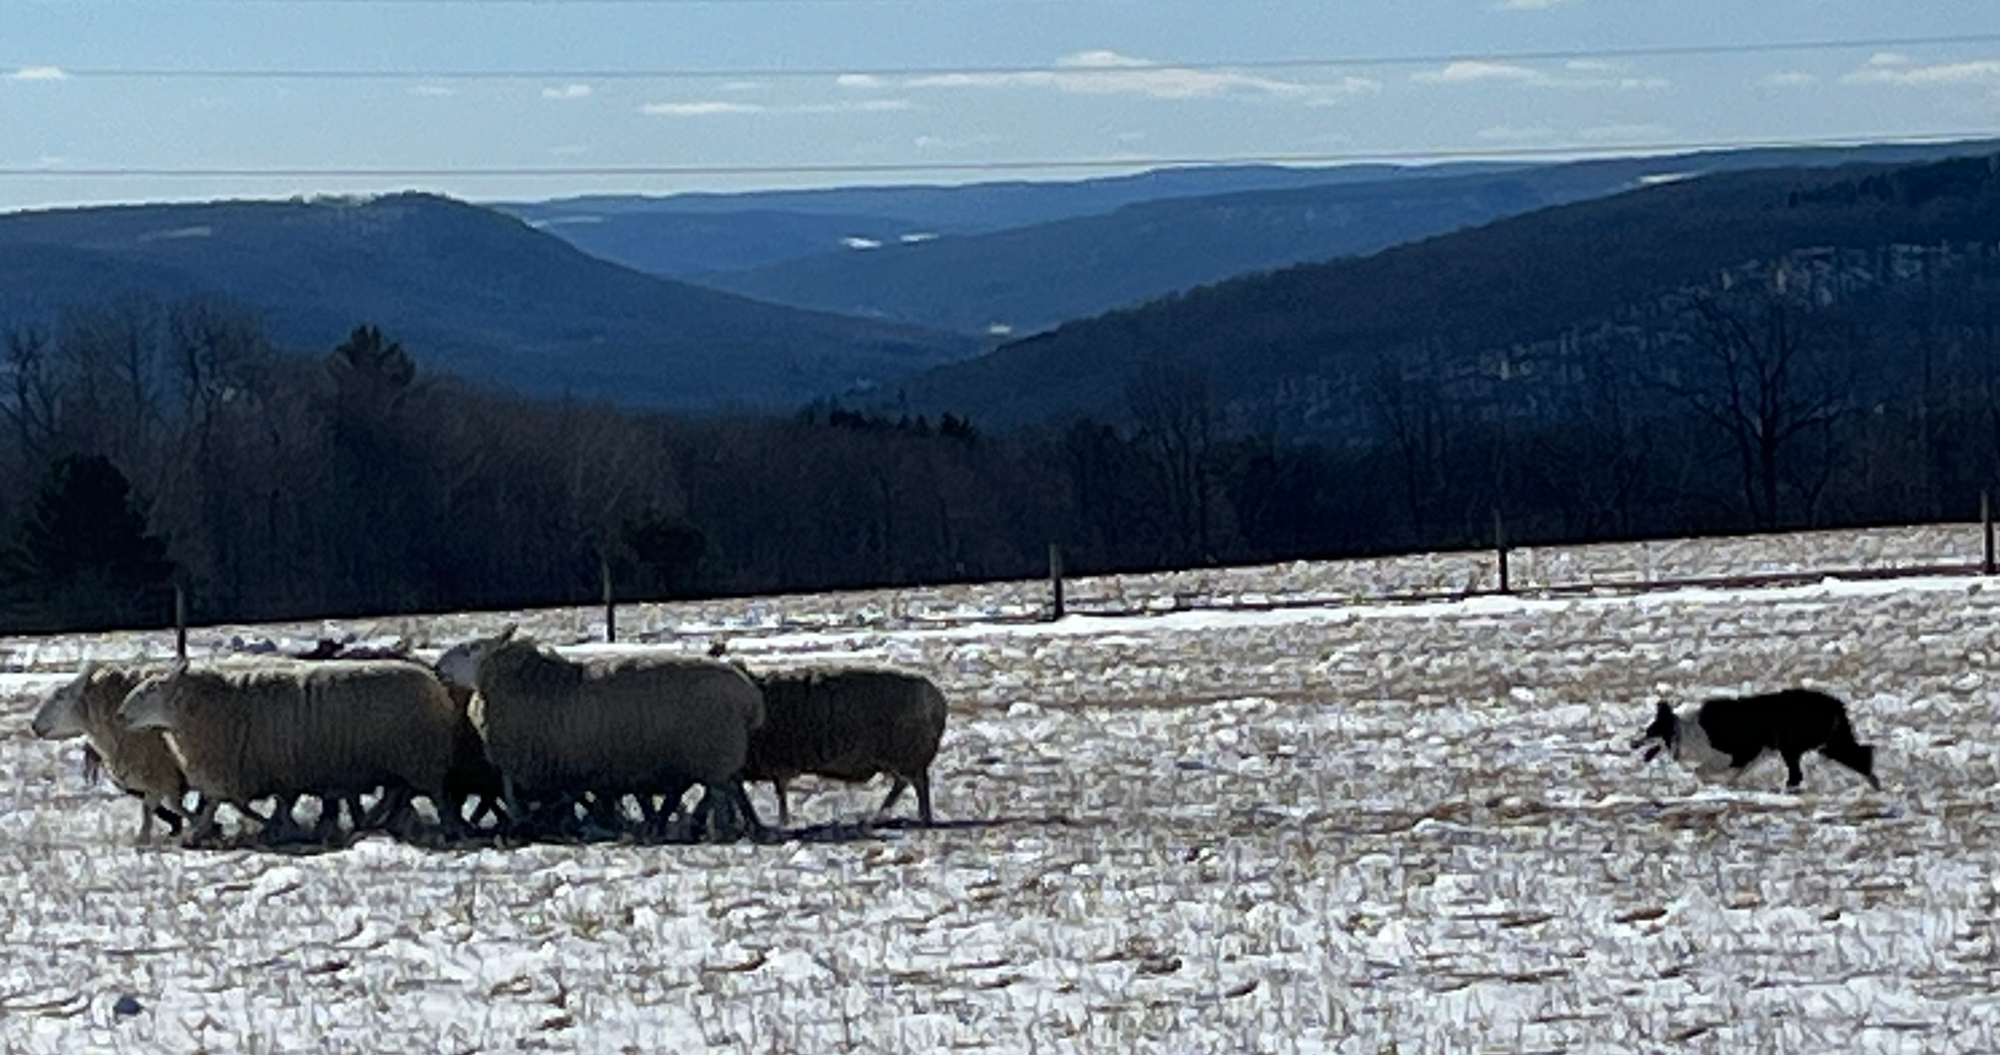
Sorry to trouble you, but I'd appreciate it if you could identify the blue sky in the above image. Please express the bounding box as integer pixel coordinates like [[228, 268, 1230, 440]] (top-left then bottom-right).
[[1, 0, 1995, 211]]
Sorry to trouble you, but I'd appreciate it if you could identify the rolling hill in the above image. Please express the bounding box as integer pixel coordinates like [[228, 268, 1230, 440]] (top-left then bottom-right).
[[492, 158, 1532, 277], [682, 139, 2000, 337], [0, 193, 980, 411], [891, 152, 2000, 436]]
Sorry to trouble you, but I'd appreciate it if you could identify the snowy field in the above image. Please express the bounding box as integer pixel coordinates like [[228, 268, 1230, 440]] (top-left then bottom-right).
[[2, 524, 1998, 1052]]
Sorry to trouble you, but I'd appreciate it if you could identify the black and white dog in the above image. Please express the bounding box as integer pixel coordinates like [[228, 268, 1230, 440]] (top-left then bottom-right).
[[1633, 688, 1881, 792]]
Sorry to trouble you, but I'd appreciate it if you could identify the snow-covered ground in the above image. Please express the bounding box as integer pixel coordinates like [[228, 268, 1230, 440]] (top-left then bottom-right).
[[1, 524, 1997, 1052]]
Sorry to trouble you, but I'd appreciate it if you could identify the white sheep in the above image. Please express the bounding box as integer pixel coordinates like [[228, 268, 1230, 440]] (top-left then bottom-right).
[[31, 662, 193, 842], [434, 624, 767, 839], [116, 657, 466, 844], [740, 664, 949, 826]]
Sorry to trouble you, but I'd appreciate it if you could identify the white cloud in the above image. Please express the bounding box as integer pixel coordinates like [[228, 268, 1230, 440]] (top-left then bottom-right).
[[640, 100, 760, 116], [640, 98, 915, 117], [7, 65, 68, 82], [799, 99, 915, 114], [836, 73, 888, 90], [1761, 71, 1817, 87], [541, 83, 593, 100], [900, 49, 1378, 104], [1566, 59, 1621, 73], [912, 132, 1005, 150], [1415, 61, 1544, 85], [1413, 60, 1666, 91], [1842, 57, 2000, 87]]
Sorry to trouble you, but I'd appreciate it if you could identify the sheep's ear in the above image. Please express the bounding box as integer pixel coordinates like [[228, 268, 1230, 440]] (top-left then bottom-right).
[[1655, 700, 1674, 720]]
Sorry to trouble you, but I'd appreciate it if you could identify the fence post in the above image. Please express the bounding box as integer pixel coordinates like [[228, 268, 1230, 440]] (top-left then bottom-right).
[[1493, 508, 1510, 595], [1048, 542, 1065, 620], [601, 552, 616, 643], [1985, 489, 1995, 576], [173, 582, 188, 661]]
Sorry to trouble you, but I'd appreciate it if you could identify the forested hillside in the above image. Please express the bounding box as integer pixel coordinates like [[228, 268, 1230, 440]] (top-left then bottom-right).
[[0, 193, 978, 411], [4, 154, 1997, 635]]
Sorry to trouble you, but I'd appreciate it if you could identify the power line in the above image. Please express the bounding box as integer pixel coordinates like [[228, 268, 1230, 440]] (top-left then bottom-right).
[[2, 131, 1993, 180], [13, 33, 2000, 82]]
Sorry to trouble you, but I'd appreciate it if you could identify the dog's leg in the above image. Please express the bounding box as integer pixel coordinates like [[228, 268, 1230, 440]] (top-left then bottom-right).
[[1780, 750, 1806, 792], [1819, 738, 1881, 790]]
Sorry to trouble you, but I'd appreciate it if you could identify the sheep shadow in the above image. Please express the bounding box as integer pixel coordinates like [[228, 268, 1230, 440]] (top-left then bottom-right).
[[169, 810, 1100, 854]]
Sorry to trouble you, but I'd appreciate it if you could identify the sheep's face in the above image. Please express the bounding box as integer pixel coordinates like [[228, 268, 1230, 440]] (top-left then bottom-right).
[[435, 623, 517, 689], [118, 670, 184, 732], [29, 666, 93, 740]]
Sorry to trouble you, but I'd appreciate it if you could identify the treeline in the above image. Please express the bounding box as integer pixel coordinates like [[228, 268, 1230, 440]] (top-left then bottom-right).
[[2, 247, 1999, 633]]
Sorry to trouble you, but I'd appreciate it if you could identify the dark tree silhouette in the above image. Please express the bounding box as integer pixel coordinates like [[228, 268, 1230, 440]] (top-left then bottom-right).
[[2, 453, 175, 630]]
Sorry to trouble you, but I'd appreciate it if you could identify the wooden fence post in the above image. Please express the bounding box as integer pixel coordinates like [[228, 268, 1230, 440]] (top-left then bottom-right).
[[1048, 542, 1065, 620], [1493, 508, 1510, 594], [601, 552, 616, 643], [1985, 489, 1995, 576], [173, 582, 188, 661]]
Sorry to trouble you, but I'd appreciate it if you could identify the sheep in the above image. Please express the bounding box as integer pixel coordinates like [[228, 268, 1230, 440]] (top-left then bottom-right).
[[740, 664, 949, 827], [434, 623, 767, 840], [30, 662, 194, 843], [116, 657, 466, 845], [277, 640, 505, 838]]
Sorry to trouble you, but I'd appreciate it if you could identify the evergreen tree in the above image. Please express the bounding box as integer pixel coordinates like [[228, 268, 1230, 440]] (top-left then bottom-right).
[[2, 453, 175, 630]]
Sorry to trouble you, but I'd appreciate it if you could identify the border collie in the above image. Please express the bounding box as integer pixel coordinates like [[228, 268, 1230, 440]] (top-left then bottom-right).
[[1633, 688, 1881, 792]]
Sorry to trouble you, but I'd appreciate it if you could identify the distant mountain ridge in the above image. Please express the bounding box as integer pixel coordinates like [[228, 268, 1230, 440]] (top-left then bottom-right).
[[490, 161, 1534, 281], [892, 151, 2000, 436], [507, 139, 2000, 337], [0, 193, 979, 410]]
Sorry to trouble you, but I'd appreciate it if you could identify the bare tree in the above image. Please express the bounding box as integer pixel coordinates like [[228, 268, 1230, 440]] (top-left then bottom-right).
[[56, 296, 167, 468], [1125, 358, 1216, 564], [1657, 281, 1847, 531], [2, 324, 64, 462], [168, 297, 270, 446], [1366, 344, 1454, 545]]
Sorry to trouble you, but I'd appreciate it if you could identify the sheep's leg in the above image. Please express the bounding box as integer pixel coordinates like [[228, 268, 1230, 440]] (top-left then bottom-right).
[[367, 787, 418, 836], [635, 794, 665, 841], [876, 777, 911, 821], [311, 795, 347, 842], [738, 782, 771, 841], [716, 780, 768, 842], [256, 794, 305, 844], [499, 774, 526, 830], [135, 797, 157, 845], [434, 792, 472, 841], [183, 797, 223, 849], [914, 772, 934, 826], [584, 793, 624, 836], [772, 779, 791, 828]]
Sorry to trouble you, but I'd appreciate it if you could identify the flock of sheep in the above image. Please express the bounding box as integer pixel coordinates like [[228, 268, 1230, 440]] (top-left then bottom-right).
[[27, 623, 951, 849]]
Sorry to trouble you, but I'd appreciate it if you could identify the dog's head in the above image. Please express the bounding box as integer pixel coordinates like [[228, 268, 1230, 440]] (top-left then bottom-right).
[[1631, 700, 1681, 762]]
